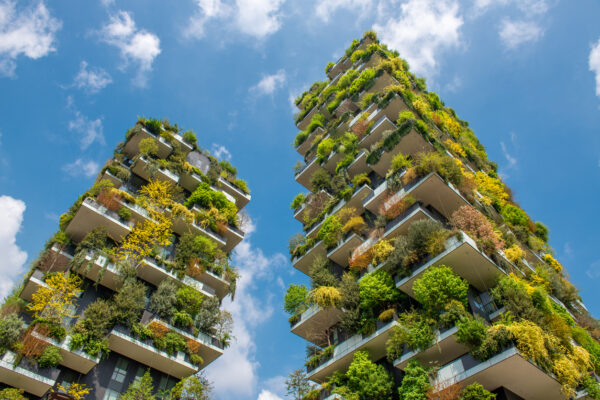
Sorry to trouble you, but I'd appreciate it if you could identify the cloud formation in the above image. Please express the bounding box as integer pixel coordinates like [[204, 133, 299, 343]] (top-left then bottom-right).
[[212, 143, 232, 160], [0, 195, 27, 300], [499, 19, 543, 49], [589, 38, 600, 97], [73, 61, 112, 94], [314, 0, 373, 23], [68, 106, 105, 150], [62, 158, 100, 178], [250, 70, 286, 95], [0, 0, 61, 77], [185, 0, 286, 40], [99, 10, 161, 87]]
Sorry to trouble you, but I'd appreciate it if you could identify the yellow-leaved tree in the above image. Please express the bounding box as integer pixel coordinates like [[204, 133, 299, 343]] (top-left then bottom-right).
[[27, 272, 81, 325], [118, 179, 176, 267], [53, 383, 92, 400]]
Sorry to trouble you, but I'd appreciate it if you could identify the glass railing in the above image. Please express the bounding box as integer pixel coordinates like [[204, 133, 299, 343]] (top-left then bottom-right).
[[83, 197, 134, 228], [0, 351, 60, 383]]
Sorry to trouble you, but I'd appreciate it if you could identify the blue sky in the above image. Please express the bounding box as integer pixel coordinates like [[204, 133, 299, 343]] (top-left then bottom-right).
[[1, 0, 600, 399]]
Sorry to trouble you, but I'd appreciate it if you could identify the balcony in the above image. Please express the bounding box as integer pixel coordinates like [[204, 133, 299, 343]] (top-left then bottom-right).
[[65, 198, 133, 242], [359, 71, 399, 100], [369, 128, 435, 177], [172, 216, 228, 250], [179, 170, 204, 193], [147, 318, 224, 368], [190, 206, 244, 253], [138, 258, 217, 298], [295, 157, 320, 190], [326, 55, 352, 80], [292, 240, 327, 275], [294, 191, 333, 224], [0, 351, 60, 397], [396, 232, 506, 298], [364, 173, 470, 221], [73, 252, 123, 291], [296, 126, 326, 156], [172, 133, 194, 155], [346, 149, 370, 179], [381, 202, 438, 241], [30, 331, 100, 374], [291, 305, 343, 346], [393, 326, 468, 371], [131, 157, 180, 185], [41, 243, 74, 272], [108, 325, 199, 379], [432, 347, 563, 400], [297, 104, 321, 131], [20, 269, 49, 301], [322, 151, 345, 174], [307, 319, 398, 383], [99, 169, 124, 188], [124, 126, 173, 159], [331, 97, 359, 118], [327, 233, 365, 267], [217, 177, 251, 210], [306, 184, 373, 239]]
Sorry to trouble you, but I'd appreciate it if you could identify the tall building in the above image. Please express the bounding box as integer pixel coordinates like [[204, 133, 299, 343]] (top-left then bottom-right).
[[287, 31, 600, 400], [0, 118, 250, 399]]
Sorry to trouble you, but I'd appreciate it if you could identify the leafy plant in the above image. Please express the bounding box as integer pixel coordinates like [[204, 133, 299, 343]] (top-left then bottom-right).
[[345, 350, 393, 400], [284, 284, 308, 315], [291, 193, 306, 210], [359, 270, 399, 311], [112, 280, 147, 328], [398, 360, 430, 400], [139, 137, 159, 157], [460, 383, 496, 400], [318, 215, 343, 248], [118, 206, 132, 221], [0, 388, 28, 400], [413, 266, 468, 316], [37, 345, 62, 368], [310, 286, 341, 309], [0, 313, 25, 352]]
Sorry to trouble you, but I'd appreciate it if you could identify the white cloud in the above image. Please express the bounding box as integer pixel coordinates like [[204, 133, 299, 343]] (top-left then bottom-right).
[[473, 0, 549, 16], [0, 195, 27, 300], [62, 158, 100, 178], [250, 70, 286, 95], [212, 143, 232, 160], [589, 38, 600, 97], [0, 0, 61, 77], [73, 61, 112, 94], [587, 260, 600, 279], [499, 19, 543, 49], [315, 0, 373, 22], [257, 390, 284, 400], [206, 216, 287, 399], [68, 108, 105, 150], [374, 0, 463, 76], [500, 141, 517, 168], [184, 0, 285, 40], [99, 10, 161, 87]]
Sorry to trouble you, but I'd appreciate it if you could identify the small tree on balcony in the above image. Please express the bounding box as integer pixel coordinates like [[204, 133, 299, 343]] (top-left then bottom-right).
[[120, 370, 155, 400], [28, 272, 81, 326]]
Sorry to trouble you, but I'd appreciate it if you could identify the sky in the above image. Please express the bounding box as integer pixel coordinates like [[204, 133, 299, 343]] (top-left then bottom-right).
[[1, 0, 600, 399]]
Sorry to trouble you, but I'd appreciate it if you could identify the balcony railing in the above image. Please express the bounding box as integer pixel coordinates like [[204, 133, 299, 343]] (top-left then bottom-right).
[[0, 351, 60, 397]]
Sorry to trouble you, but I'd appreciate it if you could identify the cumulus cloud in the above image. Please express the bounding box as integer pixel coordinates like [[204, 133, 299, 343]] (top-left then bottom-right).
[[589, 38, 600, 97], [499, 19, 543, 49], [374, 0, 463, 76], [250, 70, 286, 95], [62, 158, 100, 177], [184, 0, 285, 40], [206, 216, 287, 399], [68, 107, 105, 150], [73, 61, 112, 94], [0, 0, 61, 77], [315, 0, 373, 22], [99, 10, 161, 87], [211, 143, 232, 160], [0, 195, 27, 300], [257, 390, 284, 400]]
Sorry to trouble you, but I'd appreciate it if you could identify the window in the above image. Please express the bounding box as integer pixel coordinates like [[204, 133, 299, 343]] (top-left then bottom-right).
[[111, 358, 129, 384], [134, 366, 145, 382], [103, 388, 120, 400], [158, 374, 177, 393]]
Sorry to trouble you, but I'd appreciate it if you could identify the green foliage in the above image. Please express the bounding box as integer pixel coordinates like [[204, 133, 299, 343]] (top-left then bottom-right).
[[170, 375, 212, 400], [583, 376, 600, 400], [163, 331, 187, 355], [182, 130, 197, 145], [352, 173, 370, 187], [144, 119, 162, 135], [70, 299, 113, 357], [325, 62, 335, 73], [398, 360, 430, 400], [470, 325, 511, 361], [0, 313, 24, 352], [175, 233, 219, 271], [389, 152, 412, 174], [398, 111, 416, 125], [456, 315, 488, 348], [318, 215, 343, 247], [185, 182, 237, 224], [149, 280, 178, 321], [176, 286, 204, 317], [37, 345, 62, 368], [359, 270, 399, 311], [139, 137, 159, 157], [414, 151, 463, 186], [339, 273, 361, 334], [113, 280, 147, 328], [120, 370, 156, 400], [284, 284, 308, 316], [387, 311, 435, 360], [118, 206, 132, 221], [572, 326, 600, 374], [413, 265, 468, 316], [195, 296, 220, 333], [534, 221, 549, 242], [0, 388, 28, 400], [317, 138, 335, 161], [345, 350, 393, 400], [501, 204, 529, 228], [310, 169, 332, 192], [309, 256, 339, 288], [491, 275, 542, 323], [291, 193, 306, 210], [460, 383, 496, 400]]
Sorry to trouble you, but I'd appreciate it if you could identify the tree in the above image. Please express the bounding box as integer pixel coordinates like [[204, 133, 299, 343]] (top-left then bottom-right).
[[54, 383, 92, 400], [112, 280, 147, 328], [118, 180, 176, 266], [119, 370, 155, 400], [28, 272, 81, 325], [412, 266, 468, 317], [286, 369, 314, 400], [460, 383, 496, 400], [398, 360, 430, 400], [149, 280, 178, 321], [358, 270, 399, 311], [170, 375, 212, 400], [0, 313, 25, 351], [345, 350, 393, 400], [284, 284, 308, 315], [0, 388, 27, 400]]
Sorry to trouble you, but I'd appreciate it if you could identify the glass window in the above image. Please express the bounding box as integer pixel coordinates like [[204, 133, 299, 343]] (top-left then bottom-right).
[[111, 358, 129, 384], [134, 366, 145, 382], [158, 374, 177, 393], [103, 389, 120, 400]]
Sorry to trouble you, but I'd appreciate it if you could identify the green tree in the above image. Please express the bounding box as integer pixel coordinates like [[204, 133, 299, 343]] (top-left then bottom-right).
[[0, 388, 28, 400], [284, 284, 308, 315], [37, 345, 62, 367], [359, 270, 399, 311], [285, 369, 314, 400], [112, 280, 147, 328], [119, 370, 155, 400], [346, 351, 393, 400], [176, 286, 204, 317], [149, 280, 178, 321], [170, 375, 211, 400], [413, 265, 468, 316], [398, 360, 430, 400], [460, 383, 496, 400], [0, 313, 25, 351], [501, 204, 528, 228]]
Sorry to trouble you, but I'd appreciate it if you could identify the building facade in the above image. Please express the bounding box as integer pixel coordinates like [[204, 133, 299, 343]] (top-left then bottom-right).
[[287, 32, 599, 400], [0, 118, 250, 399]]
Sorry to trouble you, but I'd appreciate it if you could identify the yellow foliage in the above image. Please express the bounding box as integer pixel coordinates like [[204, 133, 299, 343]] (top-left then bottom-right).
[[505, 320, 549, 365], [54, 383, 92, 400], [310, 286, 341, 309], [444, 139, 466, 157], [475, 172, 509, 207], [28, 273, 81, 324], [543, 254, 563, 273], [371, 240, 394, 265], [378, 308, 396, 322], [338, 207, 358, 225], [171, 202, 194, 224], [504, 244, 525, 264], [412, 97, 431, 119], [432, 110, 462, 137], [342, 216, 366, 234]]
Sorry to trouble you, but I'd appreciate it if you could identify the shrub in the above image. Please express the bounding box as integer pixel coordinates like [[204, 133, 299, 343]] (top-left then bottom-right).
[[176, 286, 204, 317], [195, 296, 220, 333], [543, 254, 563, 273], [504, 244, 524, 264], [311, 286, 341, 308], [346, 350, 393, 400], [310, 169, 332, 192], [387, 311, 434, 360], [491, 275, 543, 323], [535, 221, 549, 242], [317, 138, 335, 161], [185, 183, 237, 224], [291, 193, 306, 210], [309, 256, 338, 288], [456, 315, 488, 348], [318, 215, 343, 247], [0, 313, 25, 351], [139, 137, 159, 157], [175, 233, 219, 270], [501, 204, 529, 228], [388, 152, 412, 174], [359, 270, 399, 311], [182, 130, 197, 145], [149, 280, 178, 321], [342, 216, 366, 235], [397, 111, 415, 125], [471, 325, 511, 361], [407, 219, 448, 260], [284, 284, 308, 315], [460, 383, 496, 400], [37, 345, 62, 368], [414, 152, 463, 186], [118, 206, 132, 221], [371, 240, 394, 265], [112, 281, 147, 328], [0, 388, 27, 400], [413, 266, 468, 316], [475, 172, 508, 207], [450, 205, 504, 252], [352, 173, 371, 187], [398, 360, 430, 400], [172, 310, 194, 328]]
